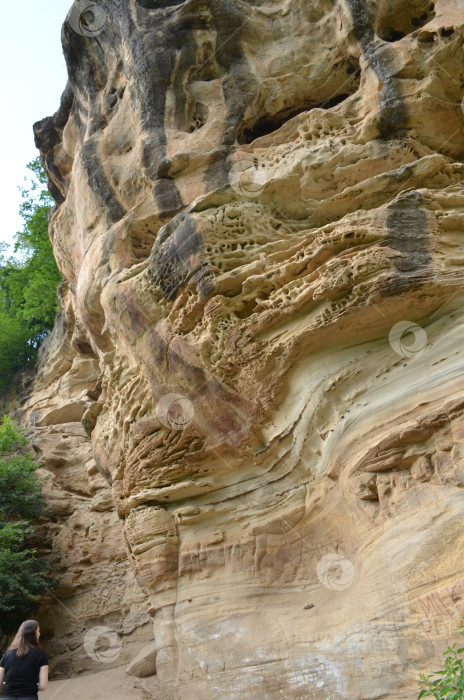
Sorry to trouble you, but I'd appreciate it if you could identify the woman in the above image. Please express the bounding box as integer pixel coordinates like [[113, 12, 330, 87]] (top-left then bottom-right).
[[0, 620, 48, 699]]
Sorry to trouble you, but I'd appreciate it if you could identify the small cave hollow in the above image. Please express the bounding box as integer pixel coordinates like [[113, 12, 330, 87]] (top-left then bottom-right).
[[238, 92, 354, 145], [376, 1, 435, 42], [188, 101, 209, 133], [237, 57, 360, 145], [238, 91, 359, 145], [127, 224, 159, 263]]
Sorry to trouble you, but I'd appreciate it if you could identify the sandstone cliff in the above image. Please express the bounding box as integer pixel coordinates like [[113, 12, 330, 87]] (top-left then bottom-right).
[[21, 313, 155, 682], [23, 0, 464, 697]]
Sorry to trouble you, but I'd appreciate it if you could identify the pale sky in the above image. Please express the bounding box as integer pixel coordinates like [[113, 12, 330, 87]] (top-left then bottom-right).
[[0, 1, 70, 251]]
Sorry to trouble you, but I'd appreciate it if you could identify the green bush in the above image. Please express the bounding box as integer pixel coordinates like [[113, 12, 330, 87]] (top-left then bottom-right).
[[418, 616, 464, 699], [0, 415, 27, 452], [0, 416, 56, 634], [0, 157, 62, 390]]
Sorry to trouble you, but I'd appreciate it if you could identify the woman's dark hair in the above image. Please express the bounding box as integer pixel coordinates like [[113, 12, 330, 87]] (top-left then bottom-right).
[[8, 620, 40, 658]]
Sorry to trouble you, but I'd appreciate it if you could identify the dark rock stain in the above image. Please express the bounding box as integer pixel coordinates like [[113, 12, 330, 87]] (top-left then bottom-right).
[[80, 137, 127, 224], [33, 0, 260, 222], [33, 82, 75, 205], [383, 191, 430, 271], [379, 191, 431, 294], [347, 0, 408, 138], [152, 179, 184, 221], [114, 0, 185, 215], [150, 214, 215, 302]]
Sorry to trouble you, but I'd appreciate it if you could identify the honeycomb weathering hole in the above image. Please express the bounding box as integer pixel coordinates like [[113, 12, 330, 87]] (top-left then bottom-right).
[[376, 1, 435, 42]]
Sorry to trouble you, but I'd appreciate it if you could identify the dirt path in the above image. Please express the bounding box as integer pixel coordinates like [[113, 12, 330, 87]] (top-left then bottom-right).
[[41, 665, 156, 699]]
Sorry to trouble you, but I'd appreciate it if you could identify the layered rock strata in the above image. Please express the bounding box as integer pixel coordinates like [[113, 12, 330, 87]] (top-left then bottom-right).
[[15, 312, 155, 681], [30, 0, 464, 697]]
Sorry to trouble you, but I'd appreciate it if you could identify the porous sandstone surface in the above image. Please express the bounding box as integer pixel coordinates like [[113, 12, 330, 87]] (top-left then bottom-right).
[[15, 312, 155, 680], [29, 0, 464, 697]]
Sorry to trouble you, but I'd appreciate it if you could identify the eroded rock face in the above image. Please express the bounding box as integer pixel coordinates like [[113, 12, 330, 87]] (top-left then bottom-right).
[[16, 307, 154, 679], [32, 0, 464, 697]]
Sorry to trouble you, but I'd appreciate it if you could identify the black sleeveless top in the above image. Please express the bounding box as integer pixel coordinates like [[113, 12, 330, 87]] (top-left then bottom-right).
[[0, 647, 48, 698]]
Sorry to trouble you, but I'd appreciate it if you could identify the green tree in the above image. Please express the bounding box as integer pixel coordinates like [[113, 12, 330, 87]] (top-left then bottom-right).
[[0, 157, 62, 390], [418, 616, 464, 699], [0, 416, 56, 634]]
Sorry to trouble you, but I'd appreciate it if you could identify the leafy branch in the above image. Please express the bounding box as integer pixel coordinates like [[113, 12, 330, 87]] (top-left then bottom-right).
[[418, 616, 464, 699]]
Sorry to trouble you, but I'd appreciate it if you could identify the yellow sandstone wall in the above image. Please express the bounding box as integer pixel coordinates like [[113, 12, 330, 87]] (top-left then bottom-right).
[[23, 0, 464, 697]]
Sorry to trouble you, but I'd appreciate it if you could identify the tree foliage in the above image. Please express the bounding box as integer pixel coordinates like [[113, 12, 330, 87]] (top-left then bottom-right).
[[418, 616, 464, 699], [0, 158, 62, 390], [0, 416, 56, 634]]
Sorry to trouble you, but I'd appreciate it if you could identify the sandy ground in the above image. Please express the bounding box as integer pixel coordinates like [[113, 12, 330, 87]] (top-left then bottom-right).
[[41, 665, 156, 699]]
